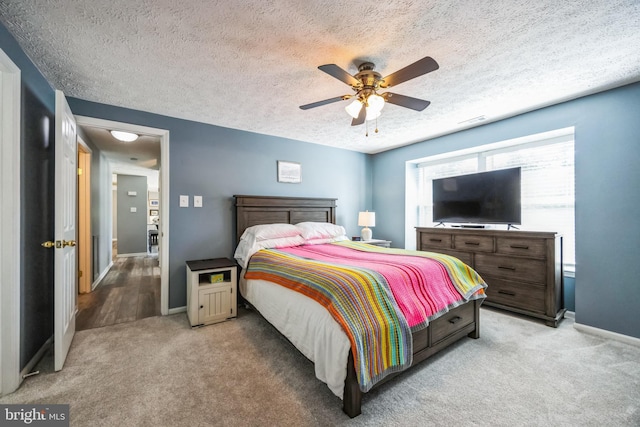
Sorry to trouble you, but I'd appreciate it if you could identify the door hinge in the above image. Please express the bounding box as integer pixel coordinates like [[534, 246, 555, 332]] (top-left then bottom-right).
[[77, 167, 83, 176], [78, 270, 83, 278]]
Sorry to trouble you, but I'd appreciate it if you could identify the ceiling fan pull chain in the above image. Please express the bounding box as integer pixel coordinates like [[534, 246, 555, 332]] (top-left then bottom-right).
[[365, 120, 369, 137], [375, 117, 379, 134]]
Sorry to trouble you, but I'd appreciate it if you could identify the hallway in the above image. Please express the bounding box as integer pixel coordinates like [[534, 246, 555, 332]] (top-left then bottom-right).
[[76, 255, 161, 331]]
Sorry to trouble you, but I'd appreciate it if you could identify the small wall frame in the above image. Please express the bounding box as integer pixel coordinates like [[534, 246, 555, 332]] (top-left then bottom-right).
[[277, 161, 302, 183]]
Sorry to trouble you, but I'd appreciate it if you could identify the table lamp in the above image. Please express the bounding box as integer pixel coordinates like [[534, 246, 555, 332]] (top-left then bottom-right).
[[358, 211, 376, 241]]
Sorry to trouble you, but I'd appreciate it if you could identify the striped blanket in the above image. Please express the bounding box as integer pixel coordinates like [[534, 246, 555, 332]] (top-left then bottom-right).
[[244, 241, 486, 392]]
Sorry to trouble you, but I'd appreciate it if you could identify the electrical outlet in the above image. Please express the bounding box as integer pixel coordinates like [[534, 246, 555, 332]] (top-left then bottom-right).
[[179, 195, 189, 207], [130, 207, 137, 213], [194, 196, 203, 207]]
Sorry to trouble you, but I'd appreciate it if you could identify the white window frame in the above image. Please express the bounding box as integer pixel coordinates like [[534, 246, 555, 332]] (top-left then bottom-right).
[[406, 127, 575, 275]]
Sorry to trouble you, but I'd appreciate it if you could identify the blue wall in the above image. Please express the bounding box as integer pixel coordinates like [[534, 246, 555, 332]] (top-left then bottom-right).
[[66, 98, 372, 309], [116, 175, 148, 254], [371, 81, 640, 339]]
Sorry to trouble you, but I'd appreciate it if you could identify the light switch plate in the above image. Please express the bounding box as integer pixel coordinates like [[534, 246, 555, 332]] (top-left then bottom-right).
[[127, 191, 137, 196], [194, 196, 203, 207], [130, 207, 137, 213], [179, 195, 189, 207]]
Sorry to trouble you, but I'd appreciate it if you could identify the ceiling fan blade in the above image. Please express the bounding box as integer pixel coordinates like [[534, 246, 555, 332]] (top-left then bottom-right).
[[379, 56, 439, 88], [382, 92, 431, 111], [318, 64, 361, 87], [351, 103, 366, 126], [299, 95, 351, 110]]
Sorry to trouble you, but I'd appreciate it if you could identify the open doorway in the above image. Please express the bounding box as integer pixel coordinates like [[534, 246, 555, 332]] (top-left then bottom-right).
[[73, 117, 170, 328], [77, 139, 92, 294]]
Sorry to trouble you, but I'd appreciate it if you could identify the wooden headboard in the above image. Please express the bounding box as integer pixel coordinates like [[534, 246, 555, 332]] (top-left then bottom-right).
[[234, 195, 337, 242]]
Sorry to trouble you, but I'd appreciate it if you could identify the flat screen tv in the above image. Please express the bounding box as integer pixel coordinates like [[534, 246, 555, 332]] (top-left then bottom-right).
[[432, 167, 521, 225]]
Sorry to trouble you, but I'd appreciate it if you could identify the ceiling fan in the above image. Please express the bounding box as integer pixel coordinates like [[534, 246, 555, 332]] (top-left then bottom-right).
[[299, 56, 439, 128]]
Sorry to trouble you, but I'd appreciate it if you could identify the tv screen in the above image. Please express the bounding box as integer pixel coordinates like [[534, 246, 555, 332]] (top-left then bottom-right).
[[432, 167, 521, 225]]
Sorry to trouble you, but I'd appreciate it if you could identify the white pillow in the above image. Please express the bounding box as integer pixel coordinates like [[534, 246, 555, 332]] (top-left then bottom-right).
[[234, 234, 305, 268], [296, 222, 346, 240], [256, 235, 306, 249], [240, 223, 302, 242]]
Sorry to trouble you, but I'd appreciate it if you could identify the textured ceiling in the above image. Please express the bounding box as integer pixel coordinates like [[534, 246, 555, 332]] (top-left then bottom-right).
[[2, 0, 640, 154]]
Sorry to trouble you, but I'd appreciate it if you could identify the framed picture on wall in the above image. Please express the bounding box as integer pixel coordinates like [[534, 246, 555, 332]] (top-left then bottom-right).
[[149, 199, 159, 207], [277, 161, 301, 183], [150, 209, 159, 216]]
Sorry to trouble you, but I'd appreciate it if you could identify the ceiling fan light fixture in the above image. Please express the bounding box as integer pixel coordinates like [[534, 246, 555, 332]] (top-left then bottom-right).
[[110, 130, 139, 142], [367, 93, 385, 114], [365, 108, 381, 121], [345, 99, 363, 119]]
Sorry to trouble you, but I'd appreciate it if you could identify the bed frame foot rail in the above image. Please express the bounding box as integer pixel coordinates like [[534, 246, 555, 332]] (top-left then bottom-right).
[[343, 351, 362, 418]]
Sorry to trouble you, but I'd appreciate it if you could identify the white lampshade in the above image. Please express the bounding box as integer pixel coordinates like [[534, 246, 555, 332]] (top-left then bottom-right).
[[367, 93, 385, 114], [358, 211, 376, 227], [110, 130, 139, 142], [345, 100, 363, 119], [358, 211, 375, 241]]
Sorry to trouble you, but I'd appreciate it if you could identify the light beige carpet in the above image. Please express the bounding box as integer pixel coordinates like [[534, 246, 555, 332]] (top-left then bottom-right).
[[2, 307, 639, 426]]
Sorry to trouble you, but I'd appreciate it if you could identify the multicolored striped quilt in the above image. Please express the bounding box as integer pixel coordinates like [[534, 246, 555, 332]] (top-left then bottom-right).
[[244, 241, 486, 392]]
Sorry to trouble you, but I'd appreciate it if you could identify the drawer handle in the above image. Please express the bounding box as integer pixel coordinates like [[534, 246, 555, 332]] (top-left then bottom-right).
[[429, 238, 442, 242], [510, 244, 529, 250], [464, 241, 480, 246], [448, 316, 462, 324], [498, 266, 516, 271], [498, 290, 516, 296]]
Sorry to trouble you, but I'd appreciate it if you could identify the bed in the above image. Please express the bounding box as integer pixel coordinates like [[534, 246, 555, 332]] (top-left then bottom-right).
[[234, 195, 485, 417]]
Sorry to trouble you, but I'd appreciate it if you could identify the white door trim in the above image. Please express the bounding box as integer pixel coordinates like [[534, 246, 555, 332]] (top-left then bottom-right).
[[74, 116, 170, 315], [0, 48, 22, 395]]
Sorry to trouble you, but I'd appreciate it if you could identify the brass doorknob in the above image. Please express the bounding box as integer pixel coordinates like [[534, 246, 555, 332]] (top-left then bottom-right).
[[41, 241, 56, 248], [63, 240, 76, 247]]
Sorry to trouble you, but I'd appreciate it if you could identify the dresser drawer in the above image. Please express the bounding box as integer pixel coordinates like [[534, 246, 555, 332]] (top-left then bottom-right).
[[484, 277, 546, 313], [475, 253, 546, 284], [496, 237, 546, 258], [419, 232, 452, 250], [453, 234, 494, 253], [430, 301, 475, 344]]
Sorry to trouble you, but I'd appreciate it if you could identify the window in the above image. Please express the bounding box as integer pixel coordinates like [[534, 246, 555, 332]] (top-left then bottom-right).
[[410, 129, 575, 273]]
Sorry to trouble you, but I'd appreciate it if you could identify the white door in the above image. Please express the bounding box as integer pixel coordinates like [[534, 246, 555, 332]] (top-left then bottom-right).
[[54, 90, 77, 371]]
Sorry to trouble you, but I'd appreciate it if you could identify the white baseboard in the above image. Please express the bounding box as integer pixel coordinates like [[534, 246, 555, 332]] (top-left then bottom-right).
[[574, 322, 640, 347], [565, 310, 575, 319], [168, 306, 187, 315], [91, 261, 113, 290]]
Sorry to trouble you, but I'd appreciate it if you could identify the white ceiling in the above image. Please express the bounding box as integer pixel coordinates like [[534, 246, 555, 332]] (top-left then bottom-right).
[[2, 0, 640, 154]]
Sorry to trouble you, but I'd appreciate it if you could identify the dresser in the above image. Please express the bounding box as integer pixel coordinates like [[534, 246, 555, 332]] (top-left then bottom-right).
[[416, 227, 565, 327]]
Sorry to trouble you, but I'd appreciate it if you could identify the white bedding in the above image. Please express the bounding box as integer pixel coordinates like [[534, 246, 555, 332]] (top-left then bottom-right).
[[240, 273, 351, 399]]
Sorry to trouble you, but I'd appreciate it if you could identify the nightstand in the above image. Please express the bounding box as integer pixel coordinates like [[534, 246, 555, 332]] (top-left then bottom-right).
[[186, 258, 237, 327], [361, 239, 392, 248]]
